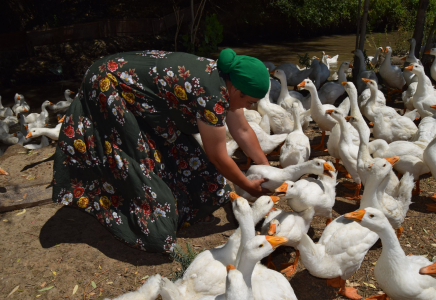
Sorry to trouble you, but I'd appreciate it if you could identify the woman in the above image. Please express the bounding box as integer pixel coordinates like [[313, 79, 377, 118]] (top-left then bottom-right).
[[52, 48, 270, 253]]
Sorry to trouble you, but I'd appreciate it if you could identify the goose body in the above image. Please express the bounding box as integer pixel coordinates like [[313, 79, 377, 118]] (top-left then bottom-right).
[[12, 94, 30, 114], [48, 89, 75, 113], [274, 62, 313, 87], [354, 49, 379, 94], [406, 63, 436, 118], [23, 100, 52, 124], [26, 123, 62, 140], [308, 58, 329, 90], [279, 103, 310, 167], [248, 121, 287, 155], [345, 208, 436, 300], [424, 48, 436, 82], [368, 47, 383, 67], [0, 96, 13, 118], [315, 61, 349, 105], [379, 46, 406, 90]]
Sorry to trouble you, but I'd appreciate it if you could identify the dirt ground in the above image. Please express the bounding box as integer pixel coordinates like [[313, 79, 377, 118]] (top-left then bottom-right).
[[1, 86, 436, 300]]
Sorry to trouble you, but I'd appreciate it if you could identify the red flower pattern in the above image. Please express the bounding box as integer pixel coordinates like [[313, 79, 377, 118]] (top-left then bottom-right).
[[107, 60, 118, 72], [63, 125, 75, 138]]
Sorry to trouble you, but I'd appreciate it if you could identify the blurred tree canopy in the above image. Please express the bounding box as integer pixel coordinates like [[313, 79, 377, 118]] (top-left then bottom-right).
[[1, 0, 436, 41]]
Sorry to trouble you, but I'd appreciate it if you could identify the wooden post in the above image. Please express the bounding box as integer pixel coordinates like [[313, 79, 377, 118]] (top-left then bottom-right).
[[421, 17, 436, 67], [358, 0, 370, 51], [355, 0, 361, 50]]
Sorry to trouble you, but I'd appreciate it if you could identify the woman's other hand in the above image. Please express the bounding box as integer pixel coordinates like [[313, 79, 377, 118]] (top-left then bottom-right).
[[246, 178, 270, 198]]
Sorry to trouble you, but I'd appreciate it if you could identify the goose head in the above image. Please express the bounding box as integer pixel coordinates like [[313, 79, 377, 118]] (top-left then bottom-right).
[[251, 195, 280, 221], [344, 207, 389, 233], [325, 108, 344, 123], [424, 48, 436, 56], [339, 61, 352, 72], [15, 106, 28, 114], [43, 100, 54, 107], [267, 219, 280, 236], [363, 156, 399, 179], [14, 93, 21, 103], [307, 158, 336, 178], [361, 78, 378, 92], [419, 262, 436, 277], [342, 81, 357, 93], [270, 69, 287, 84], [229, 192, 253, 222], [297, 79, 316, 91], [65, 89, 75, 97], [384, 46, 393, 54], [242, 235, 288, 262], [404, 62, 423, 75]]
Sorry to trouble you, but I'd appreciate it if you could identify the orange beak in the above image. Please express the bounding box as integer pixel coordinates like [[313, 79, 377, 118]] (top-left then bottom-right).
[[404, 65, 413, 71], [328, 56, 331, 58], [13, 133, 17, 137], [0, 168, 8, 175], [341, 81, 347, 86], [424, 50, 431, 55], [344, 209, 366, 222], [401, 56, 407, 61], [430, 104, 436, 109], [58, 116, 65, 123], [49, 102, 54, 105], [274, 182, 288, 194], [325, 109, 334, 115], [70, 91, 75, 94], [345, 116, 353, 122], [384, 48, 388, 53], [269, 70, 275, 76], [385, 156, 400, 166], [420, 262, 436, 277], [268, 223, 277, 236], [361, 78, 371, 83], [24, 108, 28, 112], [26, 132, 32, 139], [349, 63, 353, 68], [24, 125, 28, 130], [297, 80, 306, 87], [226, 264, 236, 272], [270, 196, 280, 203], [265, 236, 288, 249], [229, 192, 239, 202], [17, 95, 21, 100]]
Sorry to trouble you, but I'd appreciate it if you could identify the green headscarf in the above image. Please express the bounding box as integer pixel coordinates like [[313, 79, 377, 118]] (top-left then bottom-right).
[[217, 48, 269, 99]]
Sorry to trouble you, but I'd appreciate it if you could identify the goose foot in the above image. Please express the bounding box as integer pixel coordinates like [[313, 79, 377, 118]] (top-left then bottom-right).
[[326, 277, 342, 288], [396, 226, 403, 239], [430, 193, 436, 202], [312, 131, 327, 151], [365, 293, 389, 299], [280, 250, 299, 278], [0, 168, 8, 175], [412, 180, 421, 196], [344, 172, 352, 179], [326, 218, 333, 226], [339, 279, 363, 299], [338, 165, 348, 174], [344, 184, 362, 203], [425, 203, 436, 212], [368, 122, 374, 127]]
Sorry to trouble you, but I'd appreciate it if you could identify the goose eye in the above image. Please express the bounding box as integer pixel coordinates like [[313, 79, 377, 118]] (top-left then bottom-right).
[[291, 185, 294, 188], [369, 214, 374, 218], [317, 162, 320, 166], [259, 244, 264, 248], [268, 200, 271, 204], [383, 164, 386, 167]]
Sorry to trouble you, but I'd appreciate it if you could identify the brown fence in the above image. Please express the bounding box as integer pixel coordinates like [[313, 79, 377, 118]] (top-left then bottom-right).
[[0, 5, 196, 54]]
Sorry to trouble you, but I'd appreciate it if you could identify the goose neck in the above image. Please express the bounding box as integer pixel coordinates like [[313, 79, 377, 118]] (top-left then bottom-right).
[[283, 162, 310, 178], [237, 253, 256, 288], [292, 108, 302, 132], [337, 66, 347, 84], [360, 170, 390, 209], [377, 223, 406, 264]]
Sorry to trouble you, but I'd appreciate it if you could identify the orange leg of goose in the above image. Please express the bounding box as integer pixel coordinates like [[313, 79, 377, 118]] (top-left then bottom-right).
[[342, 181, 359, 189], [412, 180, 421, 196], [344, 183, 362, 202], [425, 203, 436, 212], [430, 193, 436, 202], [269, 142, 285, 156], [280, 250, 300, 278], [365, 293, 389, 299], [312, 131, 327, 151], [338, 277, 363, 299], [325, 217, 333, 226], [396, 226, 403, 239]]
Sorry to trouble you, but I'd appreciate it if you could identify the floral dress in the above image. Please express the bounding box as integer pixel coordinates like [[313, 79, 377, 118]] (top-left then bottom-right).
[[52, 50, 231, 253]]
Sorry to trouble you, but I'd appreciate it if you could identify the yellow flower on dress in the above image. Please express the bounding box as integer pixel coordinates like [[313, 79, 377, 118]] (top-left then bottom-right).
[[204, 110, 218, 124], [77, 196, 89, 208], [104, 141, 112, 154], [100, 196, 111, 209], [73, 139, 87, 153], [122, 92, 135, 104], [154, 150, 162, 163], [107, 73, 118, 86], [99, 77, 110, 92], [174, 84, 187, 100]]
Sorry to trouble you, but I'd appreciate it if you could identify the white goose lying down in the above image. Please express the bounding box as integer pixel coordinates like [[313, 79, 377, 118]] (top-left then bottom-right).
[[103, 274, 162, 300], [48, 89, 75, 113], [345, 208, 436, 300]]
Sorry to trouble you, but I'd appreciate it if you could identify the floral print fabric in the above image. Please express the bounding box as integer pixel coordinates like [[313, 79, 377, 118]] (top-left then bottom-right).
[[52, 50, 231, 253]]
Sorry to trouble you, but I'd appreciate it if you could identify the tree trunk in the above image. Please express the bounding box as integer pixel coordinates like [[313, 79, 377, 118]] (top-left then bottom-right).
[[413, 0, 430, 58], [355, 0, 362, 50], [421, 17, 436, 74], [358, 0, 370, 50]]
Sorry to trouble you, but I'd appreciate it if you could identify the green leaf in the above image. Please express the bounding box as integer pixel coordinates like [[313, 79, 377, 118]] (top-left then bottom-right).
[[38, 286, 54, 292], [91, 281, 97, 289]]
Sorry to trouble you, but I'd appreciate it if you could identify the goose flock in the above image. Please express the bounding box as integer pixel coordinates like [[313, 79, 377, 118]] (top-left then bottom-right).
[[105, 45, 436, 300], [0, 90, 73, 173]]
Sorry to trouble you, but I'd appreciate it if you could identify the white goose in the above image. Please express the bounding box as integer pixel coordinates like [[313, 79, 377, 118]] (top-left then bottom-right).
[[104, 274, 162, 300], [405, 63, 436, 118], [48, 89, 75, 113], [298, 78, 350, 151], [261, 206, 316, 277], [0, 96, 13, 118], [279, 103, 310, 168], [244, 158, 336, 192], [379, 46, 406, 101], [12, 94, 30, 115], [402, 38, 421, 86], [26, 123, 62, 140], [274, 162, 337, 225], [22, 100, 53, 124], [294, 156, 398, 299], [345, 208, 436, 300], [368, 46, 383, 67], [423, 135, 436, 207]]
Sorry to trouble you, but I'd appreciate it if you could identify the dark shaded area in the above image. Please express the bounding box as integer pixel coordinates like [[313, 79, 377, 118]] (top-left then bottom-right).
[[40, 205, 171, 266]]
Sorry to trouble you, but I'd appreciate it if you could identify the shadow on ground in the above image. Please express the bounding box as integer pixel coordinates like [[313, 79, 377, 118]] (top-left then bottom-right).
[[39, 206, 171, 266]]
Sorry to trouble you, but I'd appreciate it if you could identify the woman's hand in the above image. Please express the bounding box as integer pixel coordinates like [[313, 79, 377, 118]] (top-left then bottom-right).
[[245, 178, 270, 198]]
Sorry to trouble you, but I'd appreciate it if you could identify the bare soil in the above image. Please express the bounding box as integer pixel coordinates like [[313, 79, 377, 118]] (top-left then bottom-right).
[[1, 88, 436, 300]]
